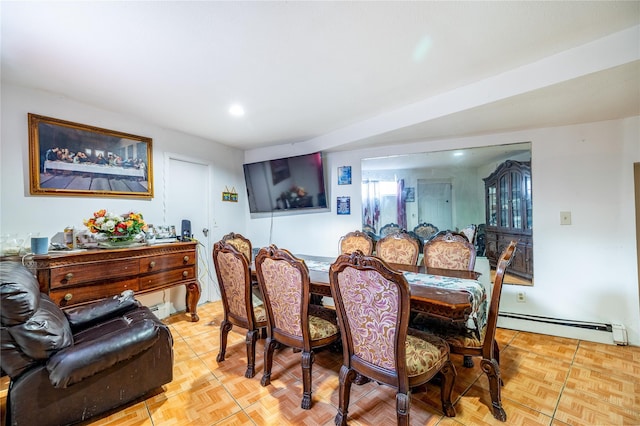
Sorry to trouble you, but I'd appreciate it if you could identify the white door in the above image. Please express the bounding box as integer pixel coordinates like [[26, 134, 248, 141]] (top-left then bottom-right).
[[417, 180, 452, 231], [166, 154, 218, 304]]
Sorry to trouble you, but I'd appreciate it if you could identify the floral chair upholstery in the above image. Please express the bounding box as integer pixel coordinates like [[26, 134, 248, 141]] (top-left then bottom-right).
[[459, 224, 477, 244], [379, 222, 402, 237], [254, 245, 340, 409], [329, 251, 456, 425], [375, 231, 420, 265], [339, 230, 374, 255], [413, 241, 517, 422], [413, 222, 439, 243], [423, 231, 476, 271], [221, 232, 253, 263], [212, 241, 267, 378]]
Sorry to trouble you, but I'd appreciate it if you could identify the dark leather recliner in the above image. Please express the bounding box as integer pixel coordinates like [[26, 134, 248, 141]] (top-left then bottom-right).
[[0, 261, 174, 426]]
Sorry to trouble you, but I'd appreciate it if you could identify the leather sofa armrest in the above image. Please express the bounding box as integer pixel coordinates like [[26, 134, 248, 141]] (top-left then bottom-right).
[[64, 290, 141, 331], [46, 318, 159, 388]]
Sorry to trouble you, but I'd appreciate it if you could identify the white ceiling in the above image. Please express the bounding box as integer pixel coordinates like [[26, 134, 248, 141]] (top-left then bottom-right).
[[2, 1, 639, 153]]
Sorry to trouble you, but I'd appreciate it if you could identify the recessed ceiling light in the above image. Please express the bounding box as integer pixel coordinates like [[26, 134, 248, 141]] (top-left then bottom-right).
[[453, 151, 464, 157], [229, 104, 245, 117]]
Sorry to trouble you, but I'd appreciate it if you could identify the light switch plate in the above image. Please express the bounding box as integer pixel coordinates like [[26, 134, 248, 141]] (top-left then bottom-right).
[[560, 211, 572, 225]]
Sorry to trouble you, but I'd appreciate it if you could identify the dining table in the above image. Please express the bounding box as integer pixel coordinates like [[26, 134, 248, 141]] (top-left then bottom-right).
[[253, 254, 487, 334]]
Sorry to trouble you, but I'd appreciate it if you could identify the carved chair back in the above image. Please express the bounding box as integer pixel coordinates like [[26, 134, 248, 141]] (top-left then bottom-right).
[[221, 232, 253, 263], [423, 231, 476, 271], [339, 230, 374, 255], [375, 231, 420, 266]]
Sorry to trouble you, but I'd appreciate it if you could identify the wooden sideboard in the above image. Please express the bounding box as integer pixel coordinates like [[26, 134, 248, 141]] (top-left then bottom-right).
[[26, 241, 201, 321]]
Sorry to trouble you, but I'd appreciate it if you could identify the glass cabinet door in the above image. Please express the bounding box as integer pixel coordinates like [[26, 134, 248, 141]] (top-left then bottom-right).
[[487, 184, 497, 225], [511, 171, 522, 229], [499, 175, 508, 227], [525, 174, 532, 230]]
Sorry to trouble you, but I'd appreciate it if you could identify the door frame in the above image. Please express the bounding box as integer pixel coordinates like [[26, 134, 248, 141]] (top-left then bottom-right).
[[164, 152, 216, 303]]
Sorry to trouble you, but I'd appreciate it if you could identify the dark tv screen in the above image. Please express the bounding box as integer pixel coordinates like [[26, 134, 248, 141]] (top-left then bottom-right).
[[243, 152, 328, 214]]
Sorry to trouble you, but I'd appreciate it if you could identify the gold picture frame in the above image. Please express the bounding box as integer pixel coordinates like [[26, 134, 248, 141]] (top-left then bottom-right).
[[28, 114, 153, 198]]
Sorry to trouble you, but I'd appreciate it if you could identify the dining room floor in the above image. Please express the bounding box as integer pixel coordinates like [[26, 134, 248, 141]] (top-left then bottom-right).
[[2, 300, 638, 426]]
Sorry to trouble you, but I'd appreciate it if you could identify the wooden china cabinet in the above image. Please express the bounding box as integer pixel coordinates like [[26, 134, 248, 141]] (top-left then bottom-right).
[[483, 160, 533, 280]]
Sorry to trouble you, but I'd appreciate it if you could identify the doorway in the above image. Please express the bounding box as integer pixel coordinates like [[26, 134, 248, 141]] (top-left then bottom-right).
[[166, 154, 217, 305], [417, 180, 452, 231]]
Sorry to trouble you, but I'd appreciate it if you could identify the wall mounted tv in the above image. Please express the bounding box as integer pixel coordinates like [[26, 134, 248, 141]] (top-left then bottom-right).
[[243, 152, 328, 215]]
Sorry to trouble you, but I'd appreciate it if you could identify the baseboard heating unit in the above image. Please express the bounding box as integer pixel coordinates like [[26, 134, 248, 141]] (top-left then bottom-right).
[[498, 312, 628, 345]]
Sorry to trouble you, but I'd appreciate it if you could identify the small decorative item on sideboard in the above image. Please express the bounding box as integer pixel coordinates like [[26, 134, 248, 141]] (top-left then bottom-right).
[[83, 209, 148, 248]]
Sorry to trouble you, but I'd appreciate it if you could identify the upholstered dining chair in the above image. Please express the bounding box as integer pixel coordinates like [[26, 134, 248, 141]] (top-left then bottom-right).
[[221, 232, 253, 263], [379, 222, 402, 237], [412, 222, 439, 243], [414, 241, 517, 422], [375, 231, 420, 266], [339, 230, 374, 255], [423, 230, 476, 271], [329, 251, 457, 425], [254, 245, 341, 409], [459, 224, 477, 244], [212, 241, 267, 378]]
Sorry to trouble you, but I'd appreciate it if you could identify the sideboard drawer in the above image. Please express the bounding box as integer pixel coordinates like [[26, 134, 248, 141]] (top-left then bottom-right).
[[50, 259, 140, 289], [49, 278, 140, 306], [139, 252, 195, 273], [139, 266, 196, 290]]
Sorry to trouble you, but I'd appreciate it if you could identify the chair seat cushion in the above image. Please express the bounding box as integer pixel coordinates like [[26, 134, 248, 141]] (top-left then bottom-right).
[[405, 329, 450, 377], [309, 315, 339, 340], [253, 303, 267, 323]]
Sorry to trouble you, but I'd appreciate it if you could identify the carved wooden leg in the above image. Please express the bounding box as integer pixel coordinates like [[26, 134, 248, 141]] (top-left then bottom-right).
[[216, 320, 232, 362], [480, 357, 507, 421], [335, 366, 356, 426], [261, 337, 277, 387], [493, 339, 504, 386], [301, 350, 314, 409], [439, 360, 457, 417], [245, 329, 259, 378], [396, 391, 411, 426], [185, 282, 201, 322]]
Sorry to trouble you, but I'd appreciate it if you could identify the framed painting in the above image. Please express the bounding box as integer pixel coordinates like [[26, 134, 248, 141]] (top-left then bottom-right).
[[337, 166, 351, 185], [28, 114, 154, 198]]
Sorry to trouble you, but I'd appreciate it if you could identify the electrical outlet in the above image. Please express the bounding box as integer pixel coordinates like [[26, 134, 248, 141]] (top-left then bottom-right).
[[516, 292, 526, 303]]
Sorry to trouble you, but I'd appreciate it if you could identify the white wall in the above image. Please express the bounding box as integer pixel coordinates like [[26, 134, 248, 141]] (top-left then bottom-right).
[[3, 82, 638, 345], [245, 117, 640, 345], [1, 83, 248, 310]]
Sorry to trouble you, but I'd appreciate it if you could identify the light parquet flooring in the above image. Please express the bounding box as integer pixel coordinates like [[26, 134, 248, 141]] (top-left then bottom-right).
[[2, 301, 638, 426]]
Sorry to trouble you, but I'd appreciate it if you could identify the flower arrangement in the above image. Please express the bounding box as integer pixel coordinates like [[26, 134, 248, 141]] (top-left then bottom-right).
[[83, 209, 147, 242]]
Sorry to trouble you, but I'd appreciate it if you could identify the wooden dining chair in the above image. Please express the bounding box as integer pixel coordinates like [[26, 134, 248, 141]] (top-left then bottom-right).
[[220, 232, 253, 263], [412, 222, 439, 243], [254, 245, 341, 409], [375, 231, 420, 266], [459, 224, 477, 244], [423, 230, 476, 271], [329, 251, 457, 425], [379, 222, 402, 237], [339, 230, 374, 255], [212, 241, 267, 378], [415, 241, 517, 421]]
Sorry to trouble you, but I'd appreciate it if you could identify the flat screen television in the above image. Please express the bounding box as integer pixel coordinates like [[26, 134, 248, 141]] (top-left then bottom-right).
[[243, 152, 328, 215]]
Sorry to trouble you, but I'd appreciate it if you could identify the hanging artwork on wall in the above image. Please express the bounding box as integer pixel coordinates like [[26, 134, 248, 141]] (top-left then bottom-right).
[[337, 196, 351, 215], [338, 166, 352, 185], [28, 114, 154, 199]]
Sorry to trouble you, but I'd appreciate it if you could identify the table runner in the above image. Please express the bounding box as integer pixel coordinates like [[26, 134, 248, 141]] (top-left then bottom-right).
[[304, 259, 487, 332]]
